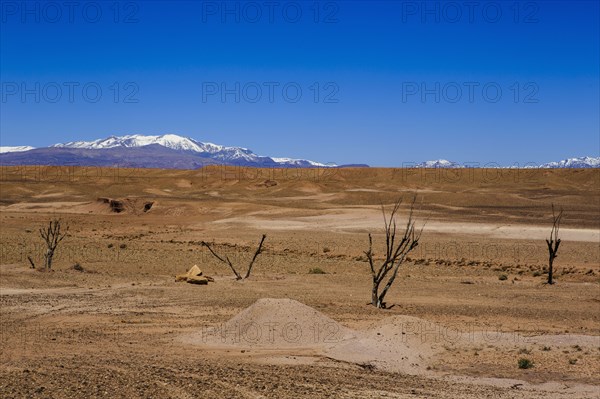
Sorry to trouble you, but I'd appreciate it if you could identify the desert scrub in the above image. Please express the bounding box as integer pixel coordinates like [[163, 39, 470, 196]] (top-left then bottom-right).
[[72, 263, 84, 272], [499, 274, 508, 281], [518, 358, 534, 369], [308, 267, 327, 274]]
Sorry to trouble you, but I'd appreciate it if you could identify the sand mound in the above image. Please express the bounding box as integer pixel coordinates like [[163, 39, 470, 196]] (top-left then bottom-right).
[[180, 298, 445, 375], [181, 300, 449, 374], [185, 298, 355, 349], [325, 315, 444, 374]]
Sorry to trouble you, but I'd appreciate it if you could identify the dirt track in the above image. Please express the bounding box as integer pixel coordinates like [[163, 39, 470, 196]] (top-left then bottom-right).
[[1, 166, 599, 398]]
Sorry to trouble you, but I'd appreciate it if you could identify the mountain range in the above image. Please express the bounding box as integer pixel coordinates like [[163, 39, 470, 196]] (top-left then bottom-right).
[[410, 157, 600, 168], [0, 134, 353, 169], [0, 134, 598, 169]]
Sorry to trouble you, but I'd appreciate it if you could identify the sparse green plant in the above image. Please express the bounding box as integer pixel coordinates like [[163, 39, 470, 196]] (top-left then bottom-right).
[[72, 263, 84, 272], [542, 346, 551, 351], [568, 359, 577, 365], [532, 271, 541, 277], [518, 358, 534, 369], [107, 243, 114, 248], [322, 247, 331, 253], [499, 274, 508, 281], [308, 267, 327, 274]]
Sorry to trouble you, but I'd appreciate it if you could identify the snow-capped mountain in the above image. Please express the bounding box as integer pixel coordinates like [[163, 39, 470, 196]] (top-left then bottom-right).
[[53, 134, 223, 153], [7, 134, 336, 168], [415, 157, 600, 169], [2, 134, 598, 169], [414, 159, 464, 168], [52, 134, 273, 165], [0, 146, 35, 154], [271, 157, 336, 167], [537, 156, 600, 169]]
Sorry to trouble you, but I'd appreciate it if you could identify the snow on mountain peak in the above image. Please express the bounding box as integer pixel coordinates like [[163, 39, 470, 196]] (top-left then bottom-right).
[[271, 157, 335, 167], [0, 146, 36, 154], [415, 159, 464, 168], [413, 157, 600, 168], [538, 156, 600, 168], [9, 134, 598, 169], [50, 134, 328, 167], [52, 134, 212, 153]]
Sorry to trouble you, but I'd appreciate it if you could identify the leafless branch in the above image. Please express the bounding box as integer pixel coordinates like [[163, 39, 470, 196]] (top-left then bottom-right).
[[366, 196, 423, 308], [545, 204, 563, 285], [201, 234, 267, 280], [244, 234, 267, 279], [39, 219, 69, 269], [201, 241, 242, 280]]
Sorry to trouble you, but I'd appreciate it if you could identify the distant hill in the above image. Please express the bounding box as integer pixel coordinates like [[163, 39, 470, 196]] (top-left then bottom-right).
[[413, 158, 600, 169], [0, 134, 339, 169], [1, 134, 598, 169]]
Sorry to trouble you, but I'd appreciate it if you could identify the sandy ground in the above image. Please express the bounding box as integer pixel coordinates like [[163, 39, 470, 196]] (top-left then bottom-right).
[[0, 166, 599, 398], [215, 210, 600, 242]]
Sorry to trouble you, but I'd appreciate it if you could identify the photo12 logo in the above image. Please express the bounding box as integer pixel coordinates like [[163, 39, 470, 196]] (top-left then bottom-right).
[[199, 164, 340, 182], [201, 321, 344, 345], [0, 1, 141, 24], [401, 81, 539, 104], [201, 81, 340, 104], [200, 1, 340, 24], [393, 163, 542, 183], [400, 1, 540, 24], [1, 81, 140, 104]]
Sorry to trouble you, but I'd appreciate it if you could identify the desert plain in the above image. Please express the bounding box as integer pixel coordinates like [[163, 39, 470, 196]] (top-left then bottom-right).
[[0, 165, 599, 398]]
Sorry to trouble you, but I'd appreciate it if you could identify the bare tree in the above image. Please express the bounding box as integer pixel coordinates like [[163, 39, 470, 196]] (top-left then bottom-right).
[[545, 204, 563, 285], [365, 198, 424, 309], [39, 219, 69, 270], [201, 235, 267, 280]]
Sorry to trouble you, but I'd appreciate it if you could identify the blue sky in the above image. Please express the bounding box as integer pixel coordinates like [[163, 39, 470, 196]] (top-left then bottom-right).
[[1, 0, 598, 166]]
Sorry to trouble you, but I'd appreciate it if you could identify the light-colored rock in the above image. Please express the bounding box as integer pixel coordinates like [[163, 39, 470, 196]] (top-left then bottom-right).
[[187, 265, 202, 277], [175, 265, 204, 282]]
